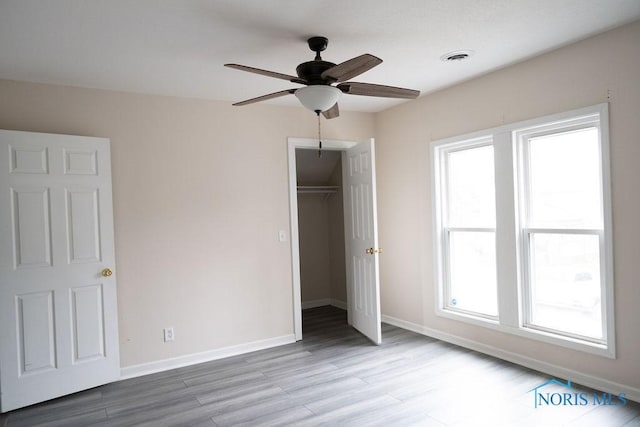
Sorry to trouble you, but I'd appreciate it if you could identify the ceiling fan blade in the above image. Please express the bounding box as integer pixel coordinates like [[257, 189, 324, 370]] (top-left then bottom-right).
[[322, 103, 340, 119], [232, 89, 296, 106], [321, 54, 382, 83], [337, 82, 420, 99], [225, 64, 306, 85]]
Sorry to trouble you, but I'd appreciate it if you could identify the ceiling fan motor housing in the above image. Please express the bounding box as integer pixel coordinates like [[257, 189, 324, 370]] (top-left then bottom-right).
[[296, 60, 336, 85], [296, 36, 336, 84]]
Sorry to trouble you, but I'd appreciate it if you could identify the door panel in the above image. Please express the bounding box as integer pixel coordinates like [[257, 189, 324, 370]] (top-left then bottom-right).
[[71, 284, 106, 362], [63, 148, 98, 175], [66, 188, 101, 263], [0, 130, 120, 412], [17, 291, 57, 374], [12, 188, 53, 268], [343, 139, 381, 344], [9, 145, 49, 174]]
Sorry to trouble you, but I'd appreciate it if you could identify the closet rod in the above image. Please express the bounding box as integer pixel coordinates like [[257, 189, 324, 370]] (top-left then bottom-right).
[[296, 185, 339, 194]]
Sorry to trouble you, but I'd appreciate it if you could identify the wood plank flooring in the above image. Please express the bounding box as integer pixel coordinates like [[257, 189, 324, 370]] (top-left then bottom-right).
[[1, 306, 638, 426]]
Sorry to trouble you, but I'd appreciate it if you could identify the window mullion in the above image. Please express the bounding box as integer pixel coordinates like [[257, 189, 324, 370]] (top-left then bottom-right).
[[494, 131, 520, 328]]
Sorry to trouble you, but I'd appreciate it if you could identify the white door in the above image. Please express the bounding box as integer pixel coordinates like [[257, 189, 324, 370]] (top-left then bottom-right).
[[0, 130, 120, 412], [343, 139, 382, 344]]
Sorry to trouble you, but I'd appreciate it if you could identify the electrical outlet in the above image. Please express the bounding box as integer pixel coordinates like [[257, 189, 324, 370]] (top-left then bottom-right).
[[163, 327, 174, 342]]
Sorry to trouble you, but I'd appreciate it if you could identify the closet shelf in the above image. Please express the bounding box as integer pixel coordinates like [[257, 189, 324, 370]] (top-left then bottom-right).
[[297, 185, 339, 194]]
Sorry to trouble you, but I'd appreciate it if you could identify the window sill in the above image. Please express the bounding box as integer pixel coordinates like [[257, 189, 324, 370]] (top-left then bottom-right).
[[436, 307, 615, 359]]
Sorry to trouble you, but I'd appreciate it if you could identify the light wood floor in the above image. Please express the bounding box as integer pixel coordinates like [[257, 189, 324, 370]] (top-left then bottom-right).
[[1, 306, 638, 426]]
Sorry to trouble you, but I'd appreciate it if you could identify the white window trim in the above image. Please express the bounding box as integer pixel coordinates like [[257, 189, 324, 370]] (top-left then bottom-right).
[[431, 103, 615, 358]]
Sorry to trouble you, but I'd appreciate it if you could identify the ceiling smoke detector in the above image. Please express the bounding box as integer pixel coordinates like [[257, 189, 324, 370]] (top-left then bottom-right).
[[440, 50, 474, 62]]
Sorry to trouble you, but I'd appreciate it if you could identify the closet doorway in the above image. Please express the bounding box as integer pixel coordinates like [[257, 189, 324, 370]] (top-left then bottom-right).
[[287, 137, 382, 344], [296, 148, 347, 318]]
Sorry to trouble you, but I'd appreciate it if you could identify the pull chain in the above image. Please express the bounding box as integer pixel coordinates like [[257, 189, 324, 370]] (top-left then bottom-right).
[[316, 110, 322, 158]]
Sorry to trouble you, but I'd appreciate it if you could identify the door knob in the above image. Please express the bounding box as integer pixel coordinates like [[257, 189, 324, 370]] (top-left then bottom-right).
[[375, 248, 383, 254], [101, 268, 113, 277], [366, 248, 374, 255]]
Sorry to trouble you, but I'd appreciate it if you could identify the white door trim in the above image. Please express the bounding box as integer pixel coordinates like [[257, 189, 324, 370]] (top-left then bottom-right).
[[287, 137, 357, 340]]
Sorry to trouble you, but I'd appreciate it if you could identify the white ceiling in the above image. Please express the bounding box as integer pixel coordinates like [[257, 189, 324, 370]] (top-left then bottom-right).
[[1, 1, 639, 113]]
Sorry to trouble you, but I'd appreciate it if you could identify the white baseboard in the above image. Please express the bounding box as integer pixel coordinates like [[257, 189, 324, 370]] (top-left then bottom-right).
[[301, 299, 347, 310], [381, 314, 640, 403], [330, 299, 347, 310], [120, 334, 295, 380], [301, 299, 331, 309]]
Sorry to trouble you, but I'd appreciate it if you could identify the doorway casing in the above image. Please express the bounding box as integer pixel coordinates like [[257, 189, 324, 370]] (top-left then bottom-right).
[[287, 137, 357, 340]]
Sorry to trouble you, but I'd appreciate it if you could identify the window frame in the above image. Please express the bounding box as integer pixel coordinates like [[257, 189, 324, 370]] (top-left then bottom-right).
[[515, 113, 611, 346], [438, 137, 499, 320], [431, 103, 615, 358]]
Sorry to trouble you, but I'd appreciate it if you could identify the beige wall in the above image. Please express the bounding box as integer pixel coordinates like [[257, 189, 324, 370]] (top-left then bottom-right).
[[375, 21, 640, 390], [327, 162, 347, 304], [297, 195, 332, 302], [0, 79, 375, 367]]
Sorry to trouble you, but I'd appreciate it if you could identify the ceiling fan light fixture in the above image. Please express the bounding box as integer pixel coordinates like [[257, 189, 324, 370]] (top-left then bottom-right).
[[295, 86, 341, 113]]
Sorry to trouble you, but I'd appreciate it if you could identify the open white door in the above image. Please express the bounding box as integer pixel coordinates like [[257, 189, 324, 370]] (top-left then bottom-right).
[[0, 130, 120, 412], [343, 138, 382, 344]]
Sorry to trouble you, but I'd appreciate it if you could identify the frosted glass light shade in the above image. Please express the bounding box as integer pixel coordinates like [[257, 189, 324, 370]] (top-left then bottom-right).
[[295, 86, 341, 112]]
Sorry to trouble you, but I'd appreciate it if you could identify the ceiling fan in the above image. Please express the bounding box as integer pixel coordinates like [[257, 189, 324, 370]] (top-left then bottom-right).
[[225, 36, 420, 119]]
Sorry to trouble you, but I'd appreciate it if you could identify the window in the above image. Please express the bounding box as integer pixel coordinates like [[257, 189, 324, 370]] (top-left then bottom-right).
[[441, 140, 497, 318], [432, 104, 614, 357], [518, 124, 605, 342]]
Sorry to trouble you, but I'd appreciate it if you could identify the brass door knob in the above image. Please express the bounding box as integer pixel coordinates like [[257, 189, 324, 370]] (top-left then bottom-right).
[[101, 268, 113, 277], [366, 248, 374, 255]]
